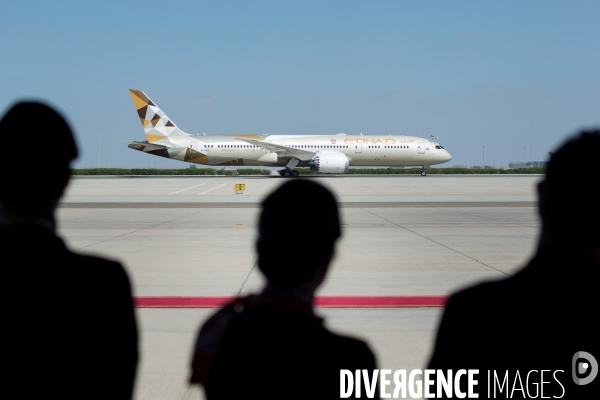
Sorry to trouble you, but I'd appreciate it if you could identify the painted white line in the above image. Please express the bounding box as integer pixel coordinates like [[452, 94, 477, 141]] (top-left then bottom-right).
[[168, 183, 207, 195], [198, 183, 229, 195]]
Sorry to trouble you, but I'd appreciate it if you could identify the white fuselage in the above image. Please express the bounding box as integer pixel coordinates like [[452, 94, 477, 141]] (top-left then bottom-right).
[[164, 134, 452, 168], [127, 89, 452, 171]]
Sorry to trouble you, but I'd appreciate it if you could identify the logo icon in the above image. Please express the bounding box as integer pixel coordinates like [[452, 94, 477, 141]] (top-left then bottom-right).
[[331, 139, 336, 144], [572, 351, 598, 385]]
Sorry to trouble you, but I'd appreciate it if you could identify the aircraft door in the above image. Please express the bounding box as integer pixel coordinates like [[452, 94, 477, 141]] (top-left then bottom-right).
[[190, 141, 197, 151], [418, 142, 425, 154], [355, 142, 362, 154]]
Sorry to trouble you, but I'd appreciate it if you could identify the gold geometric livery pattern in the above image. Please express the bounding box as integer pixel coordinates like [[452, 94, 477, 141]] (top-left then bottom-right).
[[128, 89, 209, 165], [129, 89, 185, 144]]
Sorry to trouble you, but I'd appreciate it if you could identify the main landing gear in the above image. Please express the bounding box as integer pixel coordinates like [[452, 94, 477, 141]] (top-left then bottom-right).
[[279, 159, 301, 177], [279, 169, 299, 177]]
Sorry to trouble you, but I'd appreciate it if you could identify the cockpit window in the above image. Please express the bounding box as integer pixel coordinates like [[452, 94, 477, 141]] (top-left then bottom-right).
[[435, 145, 444, 149]]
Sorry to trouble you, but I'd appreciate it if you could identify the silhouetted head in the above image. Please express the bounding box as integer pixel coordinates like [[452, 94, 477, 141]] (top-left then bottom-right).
[[538, 130, 600, 247], [0, 102, 78, 210], [257, 179, 341, 289]]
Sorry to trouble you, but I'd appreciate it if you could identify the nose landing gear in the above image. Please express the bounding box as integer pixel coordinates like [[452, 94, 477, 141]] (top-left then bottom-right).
[[421, 166, 427, 176]]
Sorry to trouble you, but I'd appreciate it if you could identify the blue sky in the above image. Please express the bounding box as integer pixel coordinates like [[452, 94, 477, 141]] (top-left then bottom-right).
[[1, 0, 599, 168]]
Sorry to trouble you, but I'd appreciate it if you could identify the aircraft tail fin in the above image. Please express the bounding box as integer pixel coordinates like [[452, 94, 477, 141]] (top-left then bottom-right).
[[128, 89, 189, 143]]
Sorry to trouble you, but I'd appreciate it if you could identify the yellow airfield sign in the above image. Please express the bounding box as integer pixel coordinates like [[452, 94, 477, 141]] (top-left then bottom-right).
[[234, 184, 245, 194]]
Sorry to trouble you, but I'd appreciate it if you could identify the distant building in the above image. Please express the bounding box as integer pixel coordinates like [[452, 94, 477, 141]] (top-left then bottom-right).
[[190, 164, 196, 169], [527, 161, 548, 168], [509, 161, 548, 169]]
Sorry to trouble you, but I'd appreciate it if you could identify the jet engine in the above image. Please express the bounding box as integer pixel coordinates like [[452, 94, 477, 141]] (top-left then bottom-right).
[[309, 152, 350, 173]]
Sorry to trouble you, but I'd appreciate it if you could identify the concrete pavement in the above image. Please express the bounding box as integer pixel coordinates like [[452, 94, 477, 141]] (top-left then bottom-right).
[[57, 175, 542, 399]]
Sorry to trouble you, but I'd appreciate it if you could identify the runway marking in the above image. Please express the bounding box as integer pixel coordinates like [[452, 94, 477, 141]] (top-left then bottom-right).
[[167, 183, 207, 195], [362, 209, 512, 277], [73, 210, 206, 250], [134, 296, 448, 308], [198, 183, 229, 195], [238, 260, 258, 297]]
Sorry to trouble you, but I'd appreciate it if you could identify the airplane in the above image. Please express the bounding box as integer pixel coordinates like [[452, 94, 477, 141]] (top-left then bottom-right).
[[127, 89, 452, 176]]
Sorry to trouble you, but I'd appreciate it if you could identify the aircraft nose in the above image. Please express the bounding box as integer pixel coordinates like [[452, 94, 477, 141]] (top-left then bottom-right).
[[443, 149, 452, 163], [437, 149, 452, 163]]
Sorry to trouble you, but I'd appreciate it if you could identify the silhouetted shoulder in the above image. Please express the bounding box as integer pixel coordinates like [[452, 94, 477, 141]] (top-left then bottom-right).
[[429, 251, 599, 397], [2, 226, 138, 399], [447, 278, 508, 306], [66, 252, 133, 289], [195, 298, 378, 399], [428, 278, 509, 367], [327, 331, 377, 366]]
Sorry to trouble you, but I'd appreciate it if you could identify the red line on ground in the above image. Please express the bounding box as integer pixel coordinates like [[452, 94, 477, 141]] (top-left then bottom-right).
[[134, 296, 448, 309]]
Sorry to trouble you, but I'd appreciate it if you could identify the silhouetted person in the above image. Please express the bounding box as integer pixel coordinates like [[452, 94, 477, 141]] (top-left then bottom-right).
[[428, 130, 600, 398], [190, 180, 378, 399], [0, 102, 138, 399]]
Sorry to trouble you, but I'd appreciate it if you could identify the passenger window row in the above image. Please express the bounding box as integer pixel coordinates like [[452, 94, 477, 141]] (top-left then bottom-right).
[[290, 145, 348, 149], [217, 145, 259, 148], [214, 144, 350, 149], [368, 145, 409, 148]]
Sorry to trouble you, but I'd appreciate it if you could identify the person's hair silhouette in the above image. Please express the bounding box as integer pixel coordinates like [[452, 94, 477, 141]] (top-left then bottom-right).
[[0, 102, 78, 212], [256, 179, 341, 293], [428, 130, 600, 398], [190, 179, 378, 399], [1, 102, 138, 399]]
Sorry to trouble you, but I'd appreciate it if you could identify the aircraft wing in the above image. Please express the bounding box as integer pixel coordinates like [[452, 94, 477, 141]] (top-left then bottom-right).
[[235, 138, 315, 161]]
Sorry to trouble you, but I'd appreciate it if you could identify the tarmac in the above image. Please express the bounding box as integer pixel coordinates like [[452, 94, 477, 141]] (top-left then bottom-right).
[[58, 175, 542, 399]]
